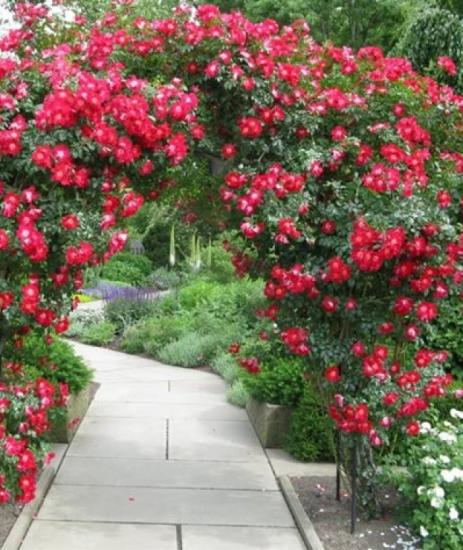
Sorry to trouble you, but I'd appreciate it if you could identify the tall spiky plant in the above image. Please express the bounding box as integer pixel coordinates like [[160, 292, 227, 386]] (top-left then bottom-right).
[[169, 224, 176, 267]]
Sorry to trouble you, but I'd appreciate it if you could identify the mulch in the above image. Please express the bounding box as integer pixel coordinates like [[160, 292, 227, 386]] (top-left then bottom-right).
[[290, 475, 422, 550]]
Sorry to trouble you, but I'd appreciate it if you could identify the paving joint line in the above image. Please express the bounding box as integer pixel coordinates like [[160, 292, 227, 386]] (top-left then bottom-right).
[[176, 524, 183, 550], [165, 419, 170, 460], [32, 518, 296, 529]]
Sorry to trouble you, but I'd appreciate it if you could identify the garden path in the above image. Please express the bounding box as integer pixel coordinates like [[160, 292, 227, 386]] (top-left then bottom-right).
[[19, 342, 306, 550]]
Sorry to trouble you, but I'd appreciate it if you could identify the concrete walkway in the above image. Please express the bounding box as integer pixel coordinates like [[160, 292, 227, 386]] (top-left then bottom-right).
[[20, 342, 306, 550]]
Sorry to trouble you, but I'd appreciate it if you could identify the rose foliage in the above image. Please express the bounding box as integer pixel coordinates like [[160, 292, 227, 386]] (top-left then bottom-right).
[[1, 1, 463, 512]]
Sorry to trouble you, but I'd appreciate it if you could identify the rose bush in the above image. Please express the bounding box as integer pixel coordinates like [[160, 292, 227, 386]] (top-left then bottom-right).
[[0, 1, 200, 502], [0, 377, 64, 504], [1, 2, 463, 529]]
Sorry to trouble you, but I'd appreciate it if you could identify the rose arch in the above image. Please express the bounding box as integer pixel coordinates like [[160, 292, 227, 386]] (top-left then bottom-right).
[[0, 2, 463, 511]]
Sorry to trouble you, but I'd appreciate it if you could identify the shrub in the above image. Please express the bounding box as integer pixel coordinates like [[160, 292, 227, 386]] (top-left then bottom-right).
[[146, 267, 182, 290], [20, 334, 93, 394], [389, 414, 463, 549], [104, 297, 161, 332], [203, 278, 265, 322], [211, 352, 242, 385], [0, 381, 61, 504], [177, 279, 220, 310], [67, 308, 104, 339], [65, 320, 88, 340], [426, 383, 463, 421], [207, 241, 236, 283], [157, 332, 213, 367], [143, 315, 193, 356], [120, 321, 153, 354], [243, 358, 305, 407], [122, 314, 192, 356], [396, 8, 463, 92], [156, 291, 182, 316], [425, 298, 463, 378], [284, 383, 335, 462], [79, 321, 117, 346], [100, 252, 153, 285], [226, 379, 249, 408]]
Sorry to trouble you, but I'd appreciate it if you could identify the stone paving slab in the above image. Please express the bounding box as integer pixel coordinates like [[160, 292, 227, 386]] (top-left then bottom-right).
[[182, 525, 306, 550], [21, 521, 177, 550], [169, 419, 267, 462], [37, 485, 296, 527], [267, 448, 336, 477], [70, 342, 214, 380], [20, 343, 308, 550], [54, 456, 279, 491], [98, 366, 214, 382], [94, 381, 169, 402], [169, 378, 227, 394], [95, 382, 227, 404], [87, 400, 246, 420], [67, 416, 166, 459]]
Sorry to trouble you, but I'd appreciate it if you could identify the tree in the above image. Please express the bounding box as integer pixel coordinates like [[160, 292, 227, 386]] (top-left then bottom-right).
[[397, 7, 463, 91], [200, 0, 415, 51]]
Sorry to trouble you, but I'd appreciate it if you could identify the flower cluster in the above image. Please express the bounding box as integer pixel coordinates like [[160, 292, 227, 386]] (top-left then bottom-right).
[[393, 414, 463, 548], [1, 1, 463, 508], [0, 379, 65, 504], [0, 2, 202, 502]]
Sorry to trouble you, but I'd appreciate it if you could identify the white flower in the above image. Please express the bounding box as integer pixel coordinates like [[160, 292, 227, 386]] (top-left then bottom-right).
[[442, 468, 463, 483], [441, 469, 456, 483], [422, 457, 437, 466], [439, 431, 457, 444], [439, 455, 451, 464], [430, 496, 444, 509], [417, 485, 426, 495], [449, 507, 459, 521], [427, 486, 445, 500], [420, 526, 429, 538], [420, 421, 432, 433], [450, 408, 463, 420]]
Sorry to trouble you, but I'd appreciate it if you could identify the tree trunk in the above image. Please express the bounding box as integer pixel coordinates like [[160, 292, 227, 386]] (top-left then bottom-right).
[[341, 435, 382, 520]]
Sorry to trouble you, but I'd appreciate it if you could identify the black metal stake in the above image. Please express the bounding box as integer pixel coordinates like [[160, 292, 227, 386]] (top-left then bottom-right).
[[336, 431, 341, 501], [350, 440, 358, 534]]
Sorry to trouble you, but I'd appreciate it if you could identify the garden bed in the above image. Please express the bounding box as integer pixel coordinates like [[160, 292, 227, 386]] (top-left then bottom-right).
[[290, 476, 421, 550]]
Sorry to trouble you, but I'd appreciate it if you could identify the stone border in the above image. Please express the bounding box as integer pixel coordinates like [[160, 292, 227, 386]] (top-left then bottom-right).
[[1, 444, 67, 550], [279, 475, 325, 550], [246, 397, 292, 448]]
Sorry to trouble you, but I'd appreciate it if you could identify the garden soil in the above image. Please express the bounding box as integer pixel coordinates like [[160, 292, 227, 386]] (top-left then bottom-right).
[[291, 475, 422, 550]]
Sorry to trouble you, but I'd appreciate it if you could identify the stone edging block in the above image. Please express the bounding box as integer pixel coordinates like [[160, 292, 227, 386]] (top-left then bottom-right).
[[279, 475, 325, 550], [246, 397, 292, 448]]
